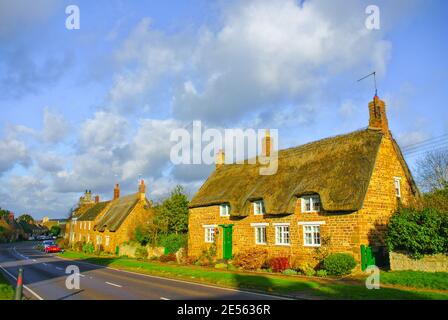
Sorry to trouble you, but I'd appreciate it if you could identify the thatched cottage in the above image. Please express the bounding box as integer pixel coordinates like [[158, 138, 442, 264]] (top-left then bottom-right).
[[188, 96, 420, 267], [67, 180, 153, 253]]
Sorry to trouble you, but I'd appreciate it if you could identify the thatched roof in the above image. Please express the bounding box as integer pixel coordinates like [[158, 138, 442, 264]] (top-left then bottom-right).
[[190, 129, 397, 216], [78, 201, 110, 221], [94, 193, 141, 232]]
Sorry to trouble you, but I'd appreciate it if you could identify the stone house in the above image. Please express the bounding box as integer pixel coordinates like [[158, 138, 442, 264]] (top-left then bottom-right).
[[68, 180, 153, 253], [188, 96, 420, 267]]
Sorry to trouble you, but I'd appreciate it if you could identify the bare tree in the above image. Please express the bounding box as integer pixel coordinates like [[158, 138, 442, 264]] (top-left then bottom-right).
[[416, 150, 448, 192]]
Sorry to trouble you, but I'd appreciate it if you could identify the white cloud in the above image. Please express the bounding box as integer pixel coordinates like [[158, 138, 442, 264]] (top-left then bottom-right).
[[0, 138, 31, 174], [42, 107, 70, 144]]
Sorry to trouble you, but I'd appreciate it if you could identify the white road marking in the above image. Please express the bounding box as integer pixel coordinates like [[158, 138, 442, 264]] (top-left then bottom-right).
[[43, 263, 48, 266], [160, 297, 170, 300], [0, 265, 44, 300], [55, 267, 64, 271], [105, 281, 122, 288], [32, 259, 37, 262], [56, 255, 291, 300], [77, 273, 85, 278]]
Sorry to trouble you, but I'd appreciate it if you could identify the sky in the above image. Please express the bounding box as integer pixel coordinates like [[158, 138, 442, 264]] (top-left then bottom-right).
[[0, 0, 447, 219]]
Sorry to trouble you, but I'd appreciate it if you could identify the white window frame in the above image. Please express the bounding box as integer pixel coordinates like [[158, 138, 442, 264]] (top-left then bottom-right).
[[253, 200, 266, 215], [299, 221, 325, 247], [88, 222, 91, 230], [220, 204, 230, 217], [301, 195, 321, 213], [394, 177, 401, 198], [274, 223, 290, 246], [87, 234, 90, 243], [203, 224, 217, 243], [96, 235, 102, 245], [251, 223, 269, 245], [105, 236, 110, 246]]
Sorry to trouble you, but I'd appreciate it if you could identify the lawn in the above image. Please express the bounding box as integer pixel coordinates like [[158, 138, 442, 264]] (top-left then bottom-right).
[[0, 271, 14, 300], [59, 251, 448, 300], [379, 270, 448, 291]]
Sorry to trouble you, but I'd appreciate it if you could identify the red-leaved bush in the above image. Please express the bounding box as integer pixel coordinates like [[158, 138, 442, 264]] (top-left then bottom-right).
[[269, 257, 290, 272]]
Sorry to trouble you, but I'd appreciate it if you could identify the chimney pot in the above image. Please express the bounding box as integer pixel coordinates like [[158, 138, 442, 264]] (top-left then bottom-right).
[[368, 95, 389, 135], [216, 149, 225, 169], [262, 129, 272, 157], [95, 195, 100, 203], [113, 183, 120, 200], [139, 179, 146, 200]]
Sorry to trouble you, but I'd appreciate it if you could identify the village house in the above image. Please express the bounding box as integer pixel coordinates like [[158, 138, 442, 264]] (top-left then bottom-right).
[[188, 96, 420, 267], [68, 180, 153, 254]]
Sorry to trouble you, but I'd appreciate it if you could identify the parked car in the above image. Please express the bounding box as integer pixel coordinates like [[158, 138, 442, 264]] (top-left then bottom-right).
[[38, 240, 56, 251], [28, 236, 35, 241], [44, 244, 62, 254]]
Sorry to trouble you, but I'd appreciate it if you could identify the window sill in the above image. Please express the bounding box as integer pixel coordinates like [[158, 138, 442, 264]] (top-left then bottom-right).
[[303, 244, 321, 247], [275, 243, 291, 246], [255, 242, 267, 245]]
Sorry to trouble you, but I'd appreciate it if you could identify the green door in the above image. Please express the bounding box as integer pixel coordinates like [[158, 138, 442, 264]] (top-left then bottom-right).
[[222, 225, 233, 260]]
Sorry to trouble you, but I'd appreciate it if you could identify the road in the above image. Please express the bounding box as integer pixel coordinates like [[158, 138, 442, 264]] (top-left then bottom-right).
[[0, 241, 287, 300]]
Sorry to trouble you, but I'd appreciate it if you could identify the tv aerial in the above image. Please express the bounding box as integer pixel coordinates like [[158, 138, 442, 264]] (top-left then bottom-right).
[[357, 71, 378, 96]]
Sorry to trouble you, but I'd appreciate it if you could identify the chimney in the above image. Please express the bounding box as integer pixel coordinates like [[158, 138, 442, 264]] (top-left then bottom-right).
[[216, 149, 225, 169], [8, 212, 14, 223], [368, 95, 389, 135], [113, 183, 120, 200], [262, 129, 272, 157], [95, 195, 100, 203], [138, 179, 146, 201]]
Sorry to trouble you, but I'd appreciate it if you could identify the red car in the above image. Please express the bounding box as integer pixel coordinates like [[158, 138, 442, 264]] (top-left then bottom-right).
[[45, 244, 62, 253]]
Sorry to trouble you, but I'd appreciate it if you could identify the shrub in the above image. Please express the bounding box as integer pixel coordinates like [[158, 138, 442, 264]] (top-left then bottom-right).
[[159, 253, 177, 263], [214, 263, 227, 269], [82, 242, 95, 254], [94, 245, 103, 256], [282, 269, 298, 276], [269, 257, 290, 273], [233, 249, 268, 270], [197, 245, 217, 266], [135, 246, 148, 260], [73, 241, 84, 252], [386, 207, 448, 258], [323, 253, 357, 276], [56, 238, 69, 249], [316, 269, 328, 277], [159, 233, 187, 254], [297, 262, 315, 276]]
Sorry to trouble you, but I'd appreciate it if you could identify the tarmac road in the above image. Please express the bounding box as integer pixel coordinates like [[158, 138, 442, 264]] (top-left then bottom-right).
[[0, 241, 288, 300]]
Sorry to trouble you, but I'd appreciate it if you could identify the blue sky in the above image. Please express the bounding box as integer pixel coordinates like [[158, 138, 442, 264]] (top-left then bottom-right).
[[0, 0, 447, 219]]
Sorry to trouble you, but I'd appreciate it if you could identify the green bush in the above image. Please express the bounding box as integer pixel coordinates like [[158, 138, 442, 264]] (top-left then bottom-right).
[[158, 233, 187, 254], [282, 269, 298, 276], [82, 242, 94, 254], [73, 241, 84, 252], [323, 253, 357, 276], [316, 269, 328, 277], [135, 246, 148, 260], [386, 207, 448, 258], [159, 253, 177, 263]]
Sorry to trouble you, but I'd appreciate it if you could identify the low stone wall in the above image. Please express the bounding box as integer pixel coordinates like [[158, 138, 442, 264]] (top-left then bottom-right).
[[389, 251, 448, 272], [118, 243, 164, 259]]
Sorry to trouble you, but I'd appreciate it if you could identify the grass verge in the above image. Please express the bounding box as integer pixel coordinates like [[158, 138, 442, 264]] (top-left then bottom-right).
[[59, 251, 448, 300], [0, 270, 14, 300], [379, 270, 448, 291]]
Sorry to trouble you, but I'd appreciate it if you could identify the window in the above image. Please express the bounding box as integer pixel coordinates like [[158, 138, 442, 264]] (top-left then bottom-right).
[[301, 195, 321, 212], [303, 225, 321, 247], [255, 226, 267, 244], [251, 223, 268, 244], [79, 234, 82, 241], [394, 177, 401, 198], [87, 234, 90, 243], [253, 200, 266, 215], [96, 236, 102, 245], [220, 204, 230, 217], [88, 222, 91, 230], [105, 236, 110, 246], [274, 224, 290, 245], [204, 225, 216, 243]]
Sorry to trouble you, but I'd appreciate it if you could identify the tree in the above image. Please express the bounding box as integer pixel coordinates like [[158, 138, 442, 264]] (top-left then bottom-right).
[[155, 185, 189, 234], [423, 186, 448, 212], [50, 225, 61, 237], [17, 214, 34, 224], [416, 150, 448, 192], [0, 208, 10, 220]]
